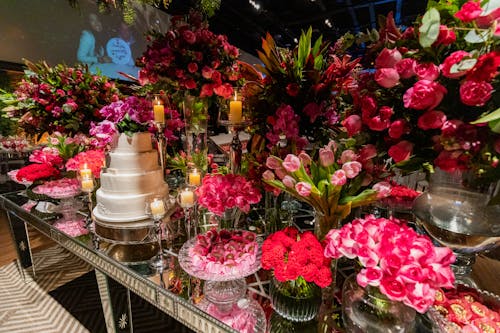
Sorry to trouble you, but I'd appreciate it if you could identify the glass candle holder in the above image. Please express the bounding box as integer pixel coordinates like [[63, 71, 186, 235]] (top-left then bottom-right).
[[218, 87, 248, 126], [186, 166, 202, 187], [152, 94, 165, 125]]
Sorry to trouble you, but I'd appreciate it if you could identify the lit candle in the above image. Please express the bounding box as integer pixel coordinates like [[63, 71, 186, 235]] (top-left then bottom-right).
[[180, 189, 195, 207], [80, 164, 92, 178], [153, 96, 165, 124], [150, 198, 165, 216], [81, 178, 94, 192], [188, 169, 201, 186], [228, 90, 242, 124]]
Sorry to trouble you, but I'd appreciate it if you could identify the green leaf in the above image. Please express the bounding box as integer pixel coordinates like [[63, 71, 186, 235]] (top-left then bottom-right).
[[488, 118, 500, 133], [471, 107, 500, 124], [419, 8, 440, 48]]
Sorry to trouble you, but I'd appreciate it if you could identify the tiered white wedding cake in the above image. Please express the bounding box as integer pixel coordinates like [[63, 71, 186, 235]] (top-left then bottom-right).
[[94, 132, 168, 229]]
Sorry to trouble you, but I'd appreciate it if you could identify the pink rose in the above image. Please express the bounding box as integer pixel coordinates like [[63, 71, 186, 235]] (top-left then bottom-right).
[[388, 140, 414, 163], [395, 58, 416, 79], [373, 181, 392, 198], [459, 80, 493, 106], [417, 110, 447, 130], [342, 161, 362, 178], [434, 25, 456, 46], [403, 80, 447, 110], [440, 51, 471, 79], [295, 182, 312, 196], [399, 264, 425, 283], [361, 96, 377, 118], [375, 48, 402, 68], [331, 170, 347, 186], [342, 115, 362, 137], [282, 175, 296, 188], [379, 277, 406, 301], [388, 119, 408, 139], [414, 63, 440, 81], [266, 156, 282, 169], [455, 0, 483, 22], [282, 154, 301, 172], [356, 267, 383, 288], [319, 147, 335, 167], [375, 68, 400, 88], [213, 83, 233, 99]]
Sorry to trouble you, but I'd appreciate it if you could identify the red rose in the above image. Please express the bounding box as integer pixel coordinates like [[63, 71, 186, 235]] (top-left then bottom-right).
[[388, 140, 413, 163], [182, 30, 196, 44], [434, 150, 469, 172], [183, 78, 197, 90], [459, 80, 493, 106], [368, 116, 390, 131], [388, 119, 408, 139], [454, 0, 483, 22], [375, 68, 400, 88], [440, 51, 471, 79], [201, 66, 214, 79], [200, 83, 215, 97], [395, 58, 416, 79], [187, 62, 198, 73], [401, 27, 415, 40], [286, 83, 300, 97], [415, 62, 440, 81], [213, 83, 233, 99], [403, 80, 447, 110], [375, 48, 402, 69], [434, 25, 456, 46], [417, 110, 447, 130], [466, 51, 500, 82], [361, 95, 377, 118], [342, 114, 362, 137]]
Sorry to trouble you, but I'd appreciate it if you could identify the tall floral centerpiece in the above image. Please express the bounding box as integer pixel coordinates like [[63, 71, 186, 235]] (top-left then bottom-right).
[[137, 10, 241, 172], [261, 226, 332, 322], [1, 60, 121, 137], [345, 1, 500, 184], [324, 215, 455, 331], [263, 140, 383, 240]]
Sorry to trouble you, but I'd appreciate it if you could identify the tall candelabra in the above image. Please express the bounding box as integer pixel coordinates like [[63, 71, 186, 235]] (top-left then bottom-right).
[[177, 185, 197, 240], [152, 94, 167, 176]]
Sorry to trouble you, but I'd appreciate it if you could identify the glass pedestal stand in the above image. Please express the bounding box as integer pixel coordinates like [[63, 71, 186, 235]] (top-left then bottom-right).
[[179, 237, 266, 333]]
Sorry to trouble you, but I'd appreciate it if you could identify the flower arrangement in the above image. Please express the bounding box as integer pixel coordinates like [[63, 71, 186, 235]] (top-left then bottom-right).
[[262, 140, 382, 239], [137, 10, 240, 107], [195, 172, 262, 216], [324, 215, 456, 313], [189, 228, 258, 275], [346, 1, 500, 182], [65, 149, 105, 179], [0, 136, 31, 152], [245, 28, 360, 149], [261, 226, 332, 289], [90, 95, 153, 144], [1, 60, 121, 136], [9, 162, 60, 184]]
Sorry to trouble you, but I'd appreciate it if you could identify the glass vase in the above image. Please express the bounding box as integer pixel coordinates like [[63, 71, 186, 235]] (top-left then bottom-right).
[[313, 208, 342, 241], [342, 274, 416, 333], [413, 167, 500, 287], [269, 276, 321, 323], [182, 94, 209, 173]]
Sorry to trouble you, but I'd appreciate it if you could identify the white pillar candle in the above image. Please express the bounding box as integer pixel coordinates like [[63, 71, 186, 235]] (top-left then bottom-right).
[[180, 189, 195, 207], [150, 199, 165, 216]]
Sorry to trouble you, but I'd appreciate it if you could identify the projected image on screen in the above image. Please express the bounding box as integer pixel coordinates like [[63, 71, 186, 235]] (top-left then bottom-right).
[[0, 0, 170, 81]]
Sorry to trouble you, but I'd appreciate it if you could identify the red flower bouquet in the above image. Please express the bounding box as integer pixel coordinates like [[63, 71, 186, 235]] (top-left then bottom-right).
[[324, 215, 455, 313], [262, 226, 332, 288], [137, 10, 240, 107], [13, 163, 60, 183]]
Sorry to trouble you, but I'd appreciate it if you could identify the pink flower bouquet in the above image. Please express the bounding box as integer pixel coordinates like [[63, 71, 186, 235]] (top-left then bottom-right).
[[324, 215, 456, 313], [195, 173, 262, 216]]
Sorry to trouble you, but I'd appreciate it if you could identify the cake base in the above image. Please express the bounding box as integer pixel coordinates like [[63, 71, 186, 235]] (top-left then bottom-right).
[[95, 218, 154, 244], [103, 242, 158, 266]]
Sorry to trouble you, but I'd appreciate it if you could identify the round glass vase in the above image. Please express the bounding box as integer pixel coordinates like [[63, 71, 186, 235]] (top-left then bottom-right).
[[342, 274, 416, 333], [269, 276, 321, 323]]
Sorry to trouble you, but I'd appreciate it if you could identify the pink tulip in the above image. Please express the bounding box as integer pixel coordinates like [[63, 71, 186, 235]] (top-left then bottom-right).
[[262, 170, 275, 181], [319, 148, 335, 167], [282, 175, 296, 188], [342, 161, 362, 178], [282, 154, 301, 173], [331, 170, 347, 186], [373, 181, 392, 198], [266, 156, 282, 169], [295, 182, 312, 196], [340, 150, 358, 164]]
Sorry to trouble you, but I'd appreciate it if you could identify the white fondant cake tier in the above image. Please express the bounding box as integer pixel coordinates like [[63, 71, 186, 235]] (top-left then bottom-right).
[[111, 132, 153, 153], [99, 168, 164, 193], [93, 183, 169, 222], [107, 150, 159, 171]]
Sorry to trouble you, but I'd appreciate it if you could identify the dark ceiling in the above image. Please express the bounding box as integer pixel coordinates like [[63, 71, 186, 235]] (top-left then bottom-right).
[[166, 0, 427, 56]]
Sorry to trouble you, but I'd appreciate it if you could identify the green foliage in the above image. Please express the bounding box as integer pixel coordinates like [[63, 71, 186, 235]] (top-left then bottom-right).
[[419, 8, 441, 48]]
